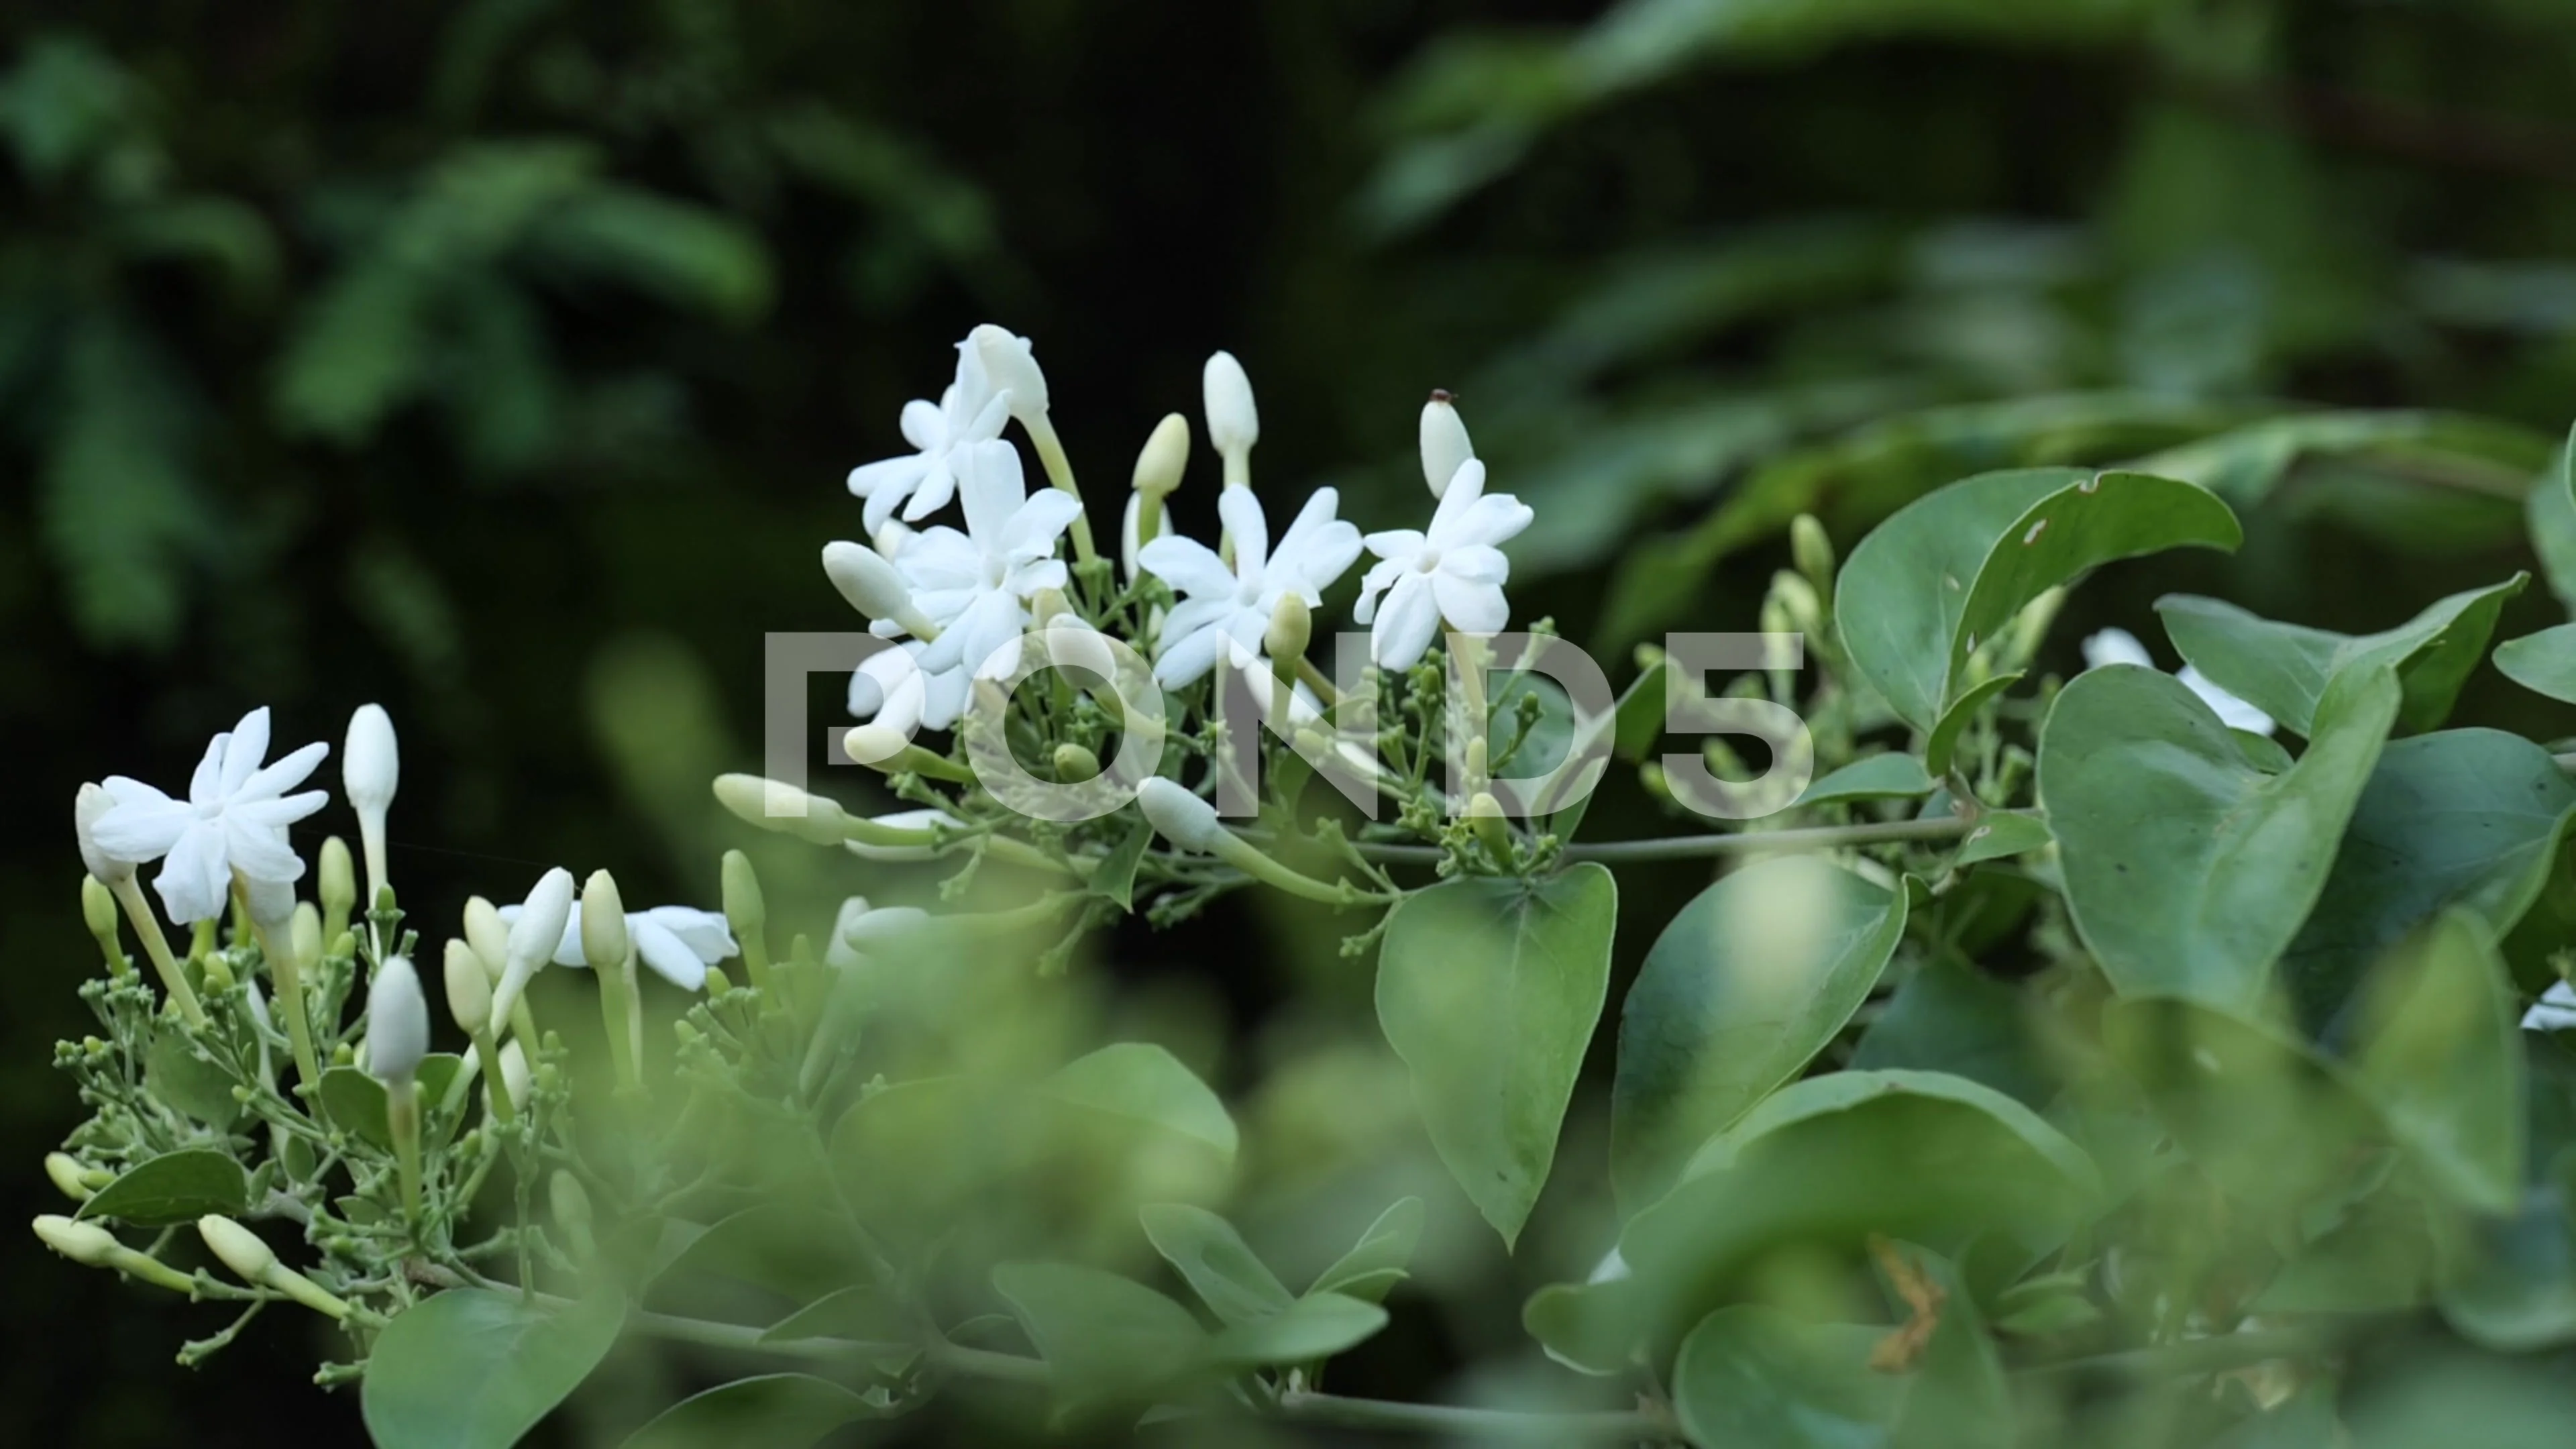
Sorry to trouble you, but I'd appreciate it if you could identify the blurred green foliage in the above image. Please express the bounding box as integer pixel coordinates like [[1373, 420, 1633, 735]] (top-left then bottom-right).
[[17, 0, 2576, 1444]]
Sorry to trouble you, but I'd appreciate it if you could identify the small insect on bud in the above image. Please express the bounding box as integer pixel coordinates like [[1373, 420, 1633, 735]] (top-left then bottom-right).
[[1138, 777, 1228, 853], [443, 939, 491, 1036], [1419, 389, 1475, 500], [1202, 350, 1258, 468], [581, 871, 630, 971], [365, 955, 430, 1085], [34, 1214, 119, 1267]]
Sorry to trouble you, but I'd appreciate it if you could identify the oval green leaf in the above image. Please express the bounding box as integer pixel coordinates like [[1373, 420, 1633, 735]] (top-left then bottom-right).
[[2041, 660, 2400, 1012], [1672, 1309, 1898, 1449], [361, 1289, 623, 1449], [2157, 574, 2526, 738], [1040, 1043, 1237, 1163], [989, 1262, 1205, 1401], [1307, 1197, 1424, 1303], [1138, 1203, 1293, 1326], [1203, 1291, 1388, 1367], [2495, 623, 2576, 705], [1377, 862, 1617, 1246], [1792, 752, 1935, 808], [619, 1374, 886, 1449], [75, 1146, 248, 1227], [1611, 855, 1907, 1209]]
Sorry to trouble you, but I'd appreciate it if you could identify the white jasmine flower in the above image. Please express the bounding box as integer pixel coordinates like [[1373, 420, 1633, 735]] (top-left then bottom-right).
[[90, 707, 331, 924], [1419, 390, 1474, 499], [847, 640, 969, 734], [498, 901, 737, 991], [1140, 488, 1361, 688], [1353, 460, 1533, 671], [896, 439, 1083, 681], [845, 347, 1010, 533], [2081, 629, 2275, 737], [364, 955, 429, 1085], [2525, 981, 2576, 1032]]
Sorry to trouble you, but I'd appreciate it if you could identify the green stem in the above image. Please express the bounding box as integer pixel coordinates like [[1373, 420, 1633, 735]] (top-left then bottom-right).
[[1274, 1391, 1677, 1442], [108, 877, 205, 1026], [1024, 413, 1096, 565], [1355, 816, 1977, 864], [386, 1078, 423, 1232]]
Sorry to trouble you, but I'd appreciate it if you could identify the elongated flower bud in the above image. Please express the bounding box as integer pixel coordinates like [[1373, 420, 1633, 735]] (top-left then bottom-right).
[[444, 939, 491, 1036], [198, 1214, 276, 1282], [34, 1214, 120, 1267], [1132, 412, 1191, 499], [44, 1153, 93, 1203], [490, 1040, 531, 1116], [1138, 777, 1227, 853], [1420, 390, 1474, 499], [1790, 514, 1835, 596], [1203, 351, 1258, 464], [319, 837, 355, 930], [74, 783, 131, 885], [290, 903, 323, 973], [1265, 593, 1312, 667], [821, 541, 935, 637], [366, 955, 429, 1084], [80, 876, 120, 964], [581, 871, 629, 971], [720, 850, 764, 943], [494, 868, 574, 1024], [463, 896, 509, 980], [842, 904, 930, 952], [713, 774, 851, 847], [344, 704, 398, 905], [967, 324, 1049, 420]]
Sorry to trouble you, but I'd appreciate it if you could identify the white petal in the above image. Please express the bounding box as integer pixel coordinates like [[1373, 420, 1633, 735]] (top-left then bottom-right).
[[1154, 625, 1231, 689], [957, 439, 1026, 545], [1140, 535, 1236, 599], [220, 708, 272, 796], [1424, 459, 1486, 539], [1371, 574, 1442, 670], [901, 455, 960, 523], [1440, 492, 1534, 550], [2081, 628, 2154, 671], [631, 918, 710, 991], [187, 734, 227, 807], [1217, 487, 1270, 575], [1361, 528, 1428, 562], [1442, 543, 1509, 586], [1351, 556, 1407, 625], [235, 741, 329, 802], [224, 820, 307, 885], [89, 786, 194, 862], [152, 821, 232, 924], [2178, 666, 2276, 737], [642, 906, 735, 961], [1004, 488, 1085, 560], [1432, 572, 1509, 635], [898, 398, 945, 452]]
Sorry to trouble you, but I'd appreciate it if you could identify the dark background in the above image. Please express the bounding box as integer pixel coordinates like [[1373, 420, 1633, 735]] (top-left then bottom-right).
[[9, 1, 2576, 1442]]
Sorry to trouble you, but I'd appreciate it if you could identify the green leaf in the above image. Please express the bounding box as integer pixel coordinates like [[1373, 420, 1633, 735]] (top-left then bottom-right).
[[75, 1147, 248, 1227], [1203, 1291, 1389, 1367], [362, 1289, 623, 1449], [2157, 574, 2526, 738], [1088, 820, 1153, 911], [1925, 673, 2021, 779], [145, 1032, 243, 1126], [2525, 426, 2576, 615], [1611, 856, 1907, 1208], [1308, 1197, 1425, 1303], [1038, 1043, 1237, 1162], [1138, 1203, 1294, 1326], [319, 1056, 466, 1151], [757, 1287, 912, 1351], [1951, 811, 2053, 867], [989, 1262, 1205, 1401], [1534, 1071, 2098, 1373], [1852, 958, 2053, 1110], [1837, 467, 2239, 731], [1672, 1309, 1898, 1448], [2435, 1197, 2576, 1352], [2281, 730, 2576, 1036], [2100, 998, 2387, 1214], [1377, 863, 1617, 1246], [2040, 661, 2399, 1012], [2495, 623, 2576, 704], [2351, 912, 2526, 1214], [1793, 753, 1935, 807], [619, 1375, 886, 1449]]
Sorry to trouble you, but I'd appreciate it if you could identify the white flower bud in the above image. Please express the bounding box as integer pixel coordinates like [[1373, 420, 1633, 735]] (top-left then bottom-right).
[[494, 868, 576, 1022], [34, 1214, 120, 1267], [1121, 492, 1172, 582], [720, 850, 765, 942], [581, 871, 629, 970], [1132, 412, 1191, 498], [197, 1214, 276, 1283], [712, 774, 850, 847], [319, 837, 355, 922], [966, 323, 1049, 419], [444, 939, 491, 1036], [365, 955, 430, 1085], [843, 724, 911, 767], [1420, 390, 1475, 499], [290, 903, 322, 973], [1265, 593, 1312, 667], [462, 896, 510, 981], [489, 1039, 531, 1115], [1203, 350, 1258, 462], [344, 704, 398, 905], [243, 873, 297, 931], [1138, 777, 1228, 853], [74, 783, 131, 885], [44, 1153, 94, 1203], [842, 904, 930, 953], [821, 541, 917, 625]]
